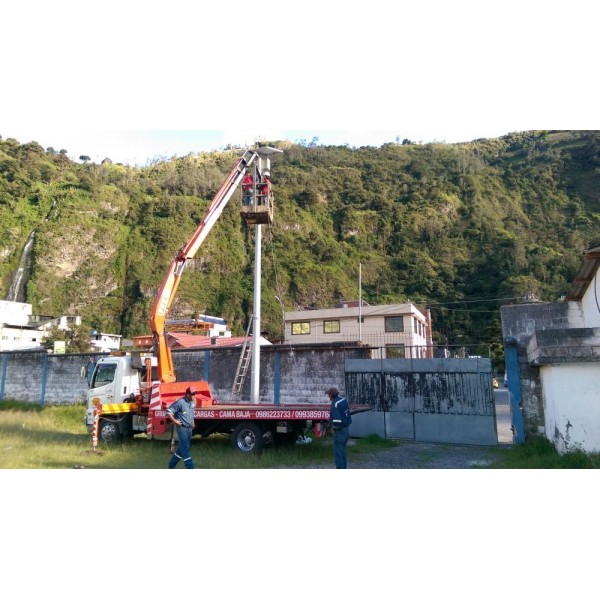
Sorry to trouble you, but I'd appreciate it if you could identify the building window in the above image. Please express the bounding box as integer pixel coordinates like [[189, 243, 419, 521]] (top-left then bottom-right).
[[323, 320, 340, 334], [385, 316, 404, 332], [386, 344, 406, 358], [292, 322, 310, 335]]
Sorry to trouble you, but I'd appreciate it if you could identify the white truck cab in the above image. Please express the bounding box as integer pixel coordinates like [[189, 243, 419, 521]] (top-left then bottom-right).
[[84, 353, 157, 436]]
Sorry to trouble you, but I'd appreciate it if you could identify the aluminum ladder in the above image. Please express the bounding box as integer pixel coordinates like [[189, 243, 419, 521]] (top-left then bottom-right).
[[232, 316, 253, 394]]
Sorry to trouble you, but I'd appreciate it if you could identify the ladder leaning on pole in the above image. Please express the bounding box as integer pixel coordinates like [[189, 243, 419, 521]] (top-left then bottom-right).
[[232, 316, 253, 394]]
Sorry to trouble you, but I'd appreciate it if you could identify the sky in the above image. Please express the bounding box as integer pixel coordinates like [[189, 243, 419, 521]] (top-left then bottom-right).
[[2, 1, 595, 587], [0, 127, 521, 167], [2, 2, 596, 167]]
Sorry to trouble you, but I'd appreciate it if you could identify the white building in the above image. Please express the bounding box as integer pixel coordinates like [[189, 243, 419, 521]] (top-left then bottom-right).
[[89, 331, 122, 353], [539, 246, 600, 454], [0, 301, 44, 350], [0, 300, 82, 352], [282, 301, 431, 358]]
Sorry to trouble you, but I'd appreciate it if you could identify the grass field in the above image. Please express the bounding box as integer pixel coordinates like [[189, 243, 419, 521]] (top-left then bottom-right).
[[0, 401, 399, 469], [1, 402, 599, 469]]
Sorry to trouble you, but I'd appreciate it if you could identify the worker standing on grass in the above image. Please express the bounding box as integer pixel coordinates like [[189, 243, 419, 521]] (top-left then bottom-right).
[[326, 387, 352, 469], [166, 387, 197, 469]]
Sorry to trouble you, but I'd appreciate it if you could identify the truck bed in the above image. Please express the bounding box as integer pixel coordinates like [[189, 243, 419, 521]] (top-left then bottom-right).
[[153, 403, 370, 422]]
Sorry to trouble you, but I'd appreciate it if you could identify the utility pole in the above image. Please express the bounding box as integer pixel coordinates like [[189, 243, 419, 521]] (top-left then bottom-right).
[[249, 146, 283, 404], [359, 262, 362, 342]]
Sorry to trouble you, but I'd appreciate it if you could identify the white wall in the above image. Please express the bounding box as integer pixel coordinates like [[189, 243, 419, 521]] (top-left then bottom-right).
[[90, 334, 121, 352], [0, 326, 44, 350], [542, 363, 600, 454], [582, 273, 600, 328], [0, 301, 32, 326]]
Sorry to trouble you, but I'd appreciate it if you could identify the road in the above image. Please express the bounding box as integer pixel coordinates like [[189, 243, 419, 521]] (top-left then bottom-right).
[[494, 387, 513, 445], [297, 388, 515, 469]]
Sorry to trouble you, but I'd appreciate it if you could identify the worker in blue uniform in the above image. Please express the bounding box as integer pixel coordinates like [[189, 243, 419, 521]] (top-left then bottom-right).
[[327, 387, 352, 469], [166, 386, 197, 469]]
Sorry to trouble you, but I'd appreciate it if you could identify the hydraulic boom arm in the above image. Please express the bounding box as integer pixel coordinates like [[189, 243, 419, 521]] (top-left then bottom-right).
[[151, 150, 258, 383]]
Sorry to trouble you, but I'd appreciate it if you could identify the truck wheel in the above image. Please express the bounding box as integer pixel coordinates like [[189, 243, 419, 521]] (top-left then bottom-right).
[[98, 418, 122, 444], [231, 422, 264, 453]]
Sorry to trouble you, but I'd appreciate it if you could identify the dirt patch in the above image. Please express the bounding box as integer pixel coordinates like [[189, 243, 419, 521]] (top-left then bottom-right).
[[307, 440, 507, 469]]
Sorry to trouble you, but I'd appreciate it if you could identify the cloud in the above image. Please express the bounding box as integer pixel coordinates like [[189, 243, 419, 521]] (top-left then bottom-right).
[[221, 130, 287, 147]]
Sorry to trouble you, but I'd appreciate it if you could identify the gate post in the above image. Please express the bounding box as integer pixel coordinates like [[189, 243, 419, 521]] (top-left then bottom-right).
[[504, 337, 525, 445]]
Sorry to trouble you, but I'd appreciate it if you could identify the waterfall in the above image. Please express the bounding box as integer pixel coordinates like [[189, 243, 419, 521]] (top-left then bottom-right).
[[7, 231, 36, 302]]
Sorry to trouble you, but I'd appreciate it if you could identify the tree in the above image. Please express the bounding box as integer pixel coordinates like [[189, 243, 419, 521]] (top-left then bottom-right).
[[79, 155, 91, 163], [42, 323, 91, 353]]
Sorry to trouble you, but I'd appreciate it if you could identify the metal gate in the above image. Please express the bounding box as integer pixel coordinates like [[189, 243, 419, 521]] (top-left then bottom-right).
[[345, 358, 498, 446]]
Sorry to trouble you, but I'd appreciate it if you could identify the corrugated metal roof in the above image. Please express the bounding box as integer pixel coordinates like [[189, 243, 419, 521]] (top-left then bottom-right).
[[167, 333, 246, 349], [167, 333, 272, 349], [565, 246, 600, 301]]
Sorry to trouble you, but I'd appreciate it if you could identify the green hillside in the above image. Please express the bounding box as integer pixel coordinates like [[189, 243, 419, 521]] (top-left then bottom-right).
[[1, 130, 599, 363]]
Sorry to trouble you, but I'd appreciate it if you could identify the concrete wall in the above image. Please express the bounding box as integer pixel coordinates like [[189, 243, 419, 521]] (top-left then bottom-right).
[[172, 346, 367, 404], [501, 301, 584, 437], [0, 351, 102, 405], [527, 328, 600, 365], [0, 346, 368, 407], [1, 347, 499, 446], [345, 358, 497, 445], [542, 363, 600, 454]]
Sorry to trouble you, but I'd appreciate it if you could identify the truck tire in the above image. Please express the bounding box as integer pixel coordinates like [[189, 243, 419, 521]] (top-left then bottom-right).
[[231, 422, 264, 453], [98, 417, 122, 444]]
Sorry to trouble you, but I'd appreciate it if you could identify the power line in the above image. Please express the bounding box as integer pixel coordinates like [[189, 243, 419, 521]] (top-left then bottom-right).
[[436, 307, 502, 314], [426, 295, 526, 307]]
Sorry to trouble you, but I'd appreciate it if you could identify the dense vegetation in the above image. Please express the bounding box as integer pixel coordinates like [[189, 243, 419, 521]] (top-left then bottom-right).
[[1, 131, 599, 365]]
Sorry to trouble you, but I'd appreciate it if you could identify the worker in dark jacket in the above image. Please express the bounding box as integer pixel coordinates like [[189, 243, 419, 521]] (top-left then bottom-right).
[[166, 386, 197, 469], [84, 357, 95, 387], [327, 387, 352, 469], [257, 172, 271, 205]]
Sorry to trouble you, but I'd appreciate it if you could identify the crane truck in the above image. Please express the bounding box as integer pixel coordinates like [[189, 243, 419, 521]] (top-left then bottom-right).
[[84, 149, 367, 453]]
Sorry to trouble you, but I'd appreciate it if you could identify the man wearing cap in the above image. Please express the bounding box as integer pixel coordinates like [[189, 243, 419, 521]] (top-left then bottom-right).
[[326, 387, 352, 469], [166, 387, 197, 469]]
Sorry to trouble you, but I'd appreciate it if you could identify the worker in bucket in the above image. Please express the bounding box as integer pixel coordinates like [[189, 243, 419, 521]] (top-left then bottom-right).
[[257, 171, 272, 205], [242, 172, 254, 206], [166, 386, 197, 469], [326, 387, 352, 469]]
